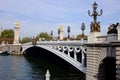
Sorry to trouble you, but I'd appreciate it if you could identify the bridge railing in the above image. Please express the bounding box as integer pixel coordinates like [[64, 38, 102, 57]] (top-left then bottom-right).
[[41, 44, 86, 67], [37, 40, 84, 46]]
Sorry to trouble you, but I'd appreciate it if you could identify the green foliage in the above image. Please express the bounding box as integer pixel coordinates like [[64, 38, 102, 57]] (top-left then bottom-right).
[[20, 37, 31, 44], [76, 34, 87, 40], [20, 32, 51, 44], [1, 29, 14, 38], [36, 32, 51, 41]]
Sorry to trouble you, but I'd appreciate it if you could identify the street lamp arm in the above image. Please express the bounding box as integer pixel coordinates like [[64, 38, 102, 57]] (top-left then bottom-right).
[[88, 10, 93, 16], [98, 9, 103, 16]]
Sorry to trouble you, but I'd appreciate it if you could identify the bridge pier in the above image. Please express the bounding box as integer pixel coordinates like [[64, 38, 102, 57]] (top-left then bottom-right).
[[0, 44, 22, 55], [86, 47, 104, 80], [116, 47, 120, 80], [85, 42, 118, 80], [115, 43, 120, 80]]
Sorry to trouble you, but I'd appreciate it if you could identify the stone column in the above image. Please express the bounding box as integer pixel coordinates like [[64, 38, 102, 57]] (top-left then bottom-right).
[[59, 25, 64, 40], [13, 21, 20, 44], [118, 23, 120, 40]]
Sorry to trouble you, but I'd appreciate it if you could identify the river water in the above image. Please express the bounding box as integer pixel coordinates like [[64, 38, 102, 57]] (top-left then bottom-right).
[[0, 55, 85, 80]]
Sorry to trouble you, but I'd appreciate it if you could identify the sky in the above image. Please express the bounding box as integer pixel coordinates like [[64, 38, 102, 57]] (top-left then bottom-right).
[[0, 0, 120, 38]]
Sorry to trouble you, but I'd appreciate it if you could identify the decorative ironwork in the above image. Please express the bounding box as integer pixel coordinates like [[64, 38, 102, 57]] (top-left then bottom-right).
[[88, 2, 103, 32]]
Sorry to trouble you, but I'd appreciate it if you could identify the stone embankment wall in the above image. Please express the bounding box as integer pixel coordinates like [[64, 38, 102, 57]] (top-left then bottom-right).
[[0, 44, 22, 55]]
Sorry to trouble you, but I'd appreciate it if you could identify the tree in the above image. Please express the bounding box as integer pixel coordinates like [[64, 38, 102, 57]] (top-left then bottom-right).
[[1, 29, 14, 38], [76, 34, 87, 40], [20, 37, 31, 44], [36, 32, 51, 41]]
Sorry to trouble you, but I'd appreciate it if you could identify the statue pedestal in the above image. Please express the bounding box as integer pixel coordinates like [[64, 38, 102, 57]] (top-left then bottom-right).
[[88, 32, 103, 43], [107, 33, 117, 41], [118, 24, 120, 40]]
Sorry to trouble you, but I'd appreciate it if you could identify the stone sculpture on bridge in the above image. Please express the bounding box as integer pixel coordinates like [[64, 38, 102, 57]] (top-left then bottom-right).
[[107, 23, 119, 34]]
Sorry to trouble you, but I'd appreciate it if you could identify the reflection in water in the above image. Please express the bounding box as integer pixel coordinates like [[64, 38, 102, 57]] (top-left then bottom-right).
[[0, 55, 85, 80], [0, 56, 44, 80]]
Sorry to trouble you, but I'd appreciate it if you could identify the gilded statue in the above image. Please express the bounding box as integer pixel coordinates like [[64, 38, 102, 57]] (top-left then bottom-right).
[[59, 25, 63, 31], [15, 21, 19, 27], [90, 21, 100, 32]]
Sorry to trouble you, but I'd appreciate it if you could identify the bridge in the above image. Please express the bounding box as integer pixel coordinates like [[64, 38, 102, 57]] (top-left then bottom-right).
[[1, 2, 120, 80], [21, 40, 120, 80], [22, 41, 86, 74], [1, 39, 119, 80]]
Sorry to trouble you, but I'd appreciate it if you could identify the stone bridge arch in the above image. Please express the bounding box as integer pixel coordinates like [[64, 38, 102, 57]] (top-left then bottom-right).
[[22, 45, 86, 74], [22, 45, 33, 53], [97, 57, 116, 80], [86, 45, 116, 80]]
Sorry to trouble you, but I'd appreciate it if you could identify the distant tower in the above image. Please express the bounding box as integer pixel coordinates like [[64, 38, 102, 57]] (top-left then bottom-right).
[[59, 25, 64, 40], [13, 21, 20, 44]]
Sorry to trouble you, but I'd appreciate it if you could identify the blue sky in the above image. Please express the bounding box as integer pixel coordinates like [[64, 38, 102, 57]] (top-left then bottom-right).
[[0, 0, 120, 38]]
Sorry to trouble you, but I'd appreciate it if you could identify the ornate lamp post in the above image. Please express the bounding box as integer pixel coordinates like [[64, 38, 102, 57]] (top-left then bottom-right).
[[88, 2, 103, 32], [58, 28, 60, 40], [67, 26, 70, 40], [50, 30, 53, 40], [81, 23, 85, 43], [81, 23, 85, 38]]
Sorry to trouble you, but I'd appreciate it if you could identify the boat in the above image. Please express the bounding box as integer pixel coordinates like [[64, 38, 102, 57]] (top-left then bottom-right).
[[0, 51, 10, 56]]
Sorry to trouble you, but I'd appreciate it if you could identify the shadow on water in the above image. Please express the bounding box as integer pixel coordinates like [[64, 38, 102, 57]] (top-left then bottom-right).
[[24, 46, 85, 80]]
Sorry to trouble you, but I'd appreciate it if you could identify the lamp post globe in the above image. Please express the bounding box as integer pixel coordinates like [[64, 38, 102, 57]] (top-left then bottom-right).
[[67, 26, 70, 39], [81, 23, 85, 38], [93, 2, 98, 10], [81, 23, 85, 31]]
